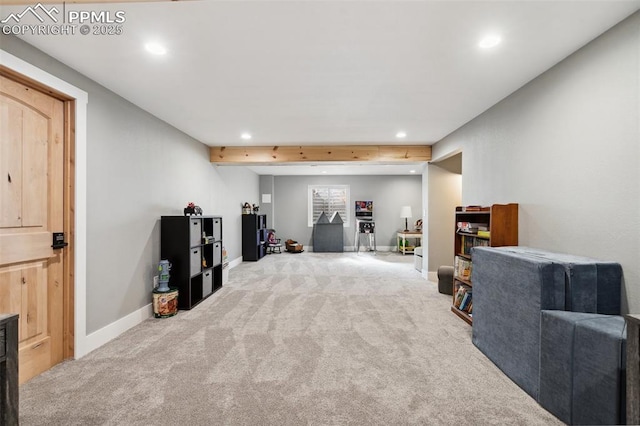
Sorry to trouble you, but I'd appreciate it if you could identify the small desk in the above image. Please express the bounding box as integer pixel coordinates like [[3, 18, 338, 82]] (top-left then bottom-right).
[[397, 231, 422, 255]]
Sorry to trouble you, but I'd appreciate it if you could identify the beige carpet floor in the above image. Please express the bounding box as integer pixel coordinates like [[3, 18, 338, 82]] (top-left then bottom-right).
[[19, 252, 562, 425]]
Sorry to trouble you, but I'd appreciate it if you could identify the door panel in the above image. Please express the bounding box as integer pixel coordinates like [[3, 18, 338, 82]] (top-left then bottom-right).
[[0, 74, 65, 383], [21, 263, 46, 343], [0, 99, 22, 228], [0, 267, 21, 317], [0, 232, 52, 266], [19, 336, 51, 383], [21, 108, 47, 227]]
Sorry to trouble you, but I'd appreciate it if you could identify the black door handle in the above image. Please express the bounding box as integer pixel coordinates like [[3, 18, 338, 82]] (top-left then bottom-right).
[[52, 232, 68, 249]]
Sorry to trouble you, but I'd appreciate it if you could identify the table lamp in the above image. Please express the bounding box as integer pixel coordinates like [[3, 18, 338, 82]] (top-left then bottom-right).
[[400, 206, 412, 232]]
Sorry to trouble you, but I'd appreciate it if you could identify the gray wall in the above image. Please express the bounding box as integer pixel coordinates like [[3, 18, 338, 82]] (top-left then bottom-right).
[[1, 35, 259, 333], [427, 162, 462, 274], [421, 170, 429, 274], [274, 175, 422, 250], [259, 175, 275, 229], [432, 12, 639, 312], [215, 167, 260, 261]]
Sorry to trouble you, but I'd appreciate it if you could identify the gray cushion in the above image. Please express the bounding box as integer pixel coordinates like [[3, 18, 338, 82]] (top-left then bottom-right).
[[495, 247, 622, 314], [471, 247, 566, 399], [540, 310, 626, 425]]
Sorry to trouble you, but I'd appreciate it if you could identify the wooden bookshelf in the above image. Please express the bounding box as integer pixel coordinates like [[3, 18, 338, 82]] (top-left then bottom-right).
[[451, 203, 518, 325]]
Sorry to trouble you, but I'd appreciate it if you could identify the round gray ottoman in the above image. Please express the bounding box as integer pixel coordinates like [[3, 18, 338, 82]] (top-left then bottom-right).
[[437, 265, 454, 295]]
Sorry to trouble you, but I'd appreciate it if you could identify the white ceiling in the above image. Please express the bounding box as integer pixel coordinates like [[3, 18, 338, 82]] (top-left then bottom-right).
[[5, 0, 639, 175]]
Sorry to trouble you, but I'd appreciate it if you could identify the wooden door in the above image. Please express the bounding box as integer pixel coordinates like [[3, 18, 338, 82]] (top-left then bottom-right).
[[0, 74, 65, 383]]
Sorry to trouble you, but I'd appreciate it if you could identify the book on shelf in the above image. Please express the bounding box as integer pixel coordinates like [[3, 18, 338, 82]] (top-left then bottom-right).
[[461, 235, 489, 255], [477, 230, 490, 238], [453, 286, 467, 308], [454, 255, 472, 281], [456, 222, 489, 234], [459, 291, 472, 311]]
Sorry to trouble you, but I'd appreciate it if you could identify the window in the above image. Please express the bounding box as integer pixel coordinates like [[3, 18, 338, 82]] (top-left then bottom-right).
[[308, 185, 350, 227]]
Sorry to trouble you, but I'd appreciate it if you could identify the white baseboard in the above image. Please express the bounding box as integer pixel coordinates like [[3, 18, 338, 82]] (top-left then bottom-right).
[[78, 256, 244, 358], [344, 246, 396, 252], [78, 302, 153, 358], [300, 246, 406, 253], [229, 256, 242, 268]]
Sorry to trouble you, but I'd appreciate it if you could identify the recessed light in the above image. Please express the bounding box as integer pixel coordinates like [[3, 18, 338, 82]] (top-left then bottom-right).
[[410, 170, 416, 174], [396, 131, 407, 139], [240, 132, 252, 140], [321, 171, 327, 174], [479, 35, 501, 49], [144, 42, 167, 55]]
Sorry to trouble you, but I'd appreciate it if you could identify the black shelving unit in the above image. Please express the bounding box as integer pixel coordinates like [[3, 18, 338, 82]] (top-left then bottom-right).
[[161, 215, 223, 310], [242, 214, 267, 261], [0, 314, 18, 425]]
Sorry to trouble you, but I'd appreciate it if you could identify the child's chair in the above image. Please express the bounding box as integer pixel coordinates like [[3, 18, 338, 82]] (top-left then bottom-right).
[[266, 230, 283, 254]]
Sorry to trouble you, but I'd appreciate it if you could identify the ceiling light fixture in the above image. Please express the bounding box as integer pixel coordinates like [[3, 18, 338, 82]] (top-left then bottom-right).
[[396, 131, 407, 139], [144, 42, 167, 55], [410, 170, 416, 174], [240, 132, 252, 140], [479, 35, 501, 49]]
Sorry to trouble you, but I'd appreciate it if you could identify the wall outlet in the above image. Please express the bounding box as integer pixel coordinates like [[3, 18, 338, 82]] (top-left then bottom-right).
[[153, 276, 159, 289]]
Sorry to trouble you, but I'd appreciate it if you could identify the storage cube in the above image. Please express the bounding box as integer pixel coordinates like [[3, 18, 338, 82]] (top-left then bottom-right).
[[213, 242, 222, 267], [212, 217, 222, 241], [190, 247, 201, 276], [189, 218, 201, 247], [202, 269, 213, 296]]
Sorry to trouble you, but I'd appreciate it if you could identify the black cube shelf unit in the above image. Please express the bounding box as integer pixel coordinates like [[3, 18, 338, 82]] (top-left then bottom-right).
[[161, 215, 223, 310], [242, 214, 267, 261]]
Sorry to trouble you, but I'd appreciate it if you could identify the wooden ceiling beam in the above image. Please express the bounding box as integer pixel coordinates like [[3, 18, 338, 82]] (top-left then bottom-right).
[[210, 145, 432, 164]]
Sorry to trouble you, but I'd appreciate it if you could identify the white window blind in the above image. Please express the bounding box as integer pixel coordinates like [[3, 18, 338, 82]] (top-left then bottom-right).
[[308, 185, 350, 227]]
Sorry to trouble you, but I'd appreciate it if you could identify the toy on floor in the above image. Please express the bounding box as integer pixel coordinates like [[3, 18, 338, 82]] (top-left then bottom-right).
[[285, 239, 304, 253]]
